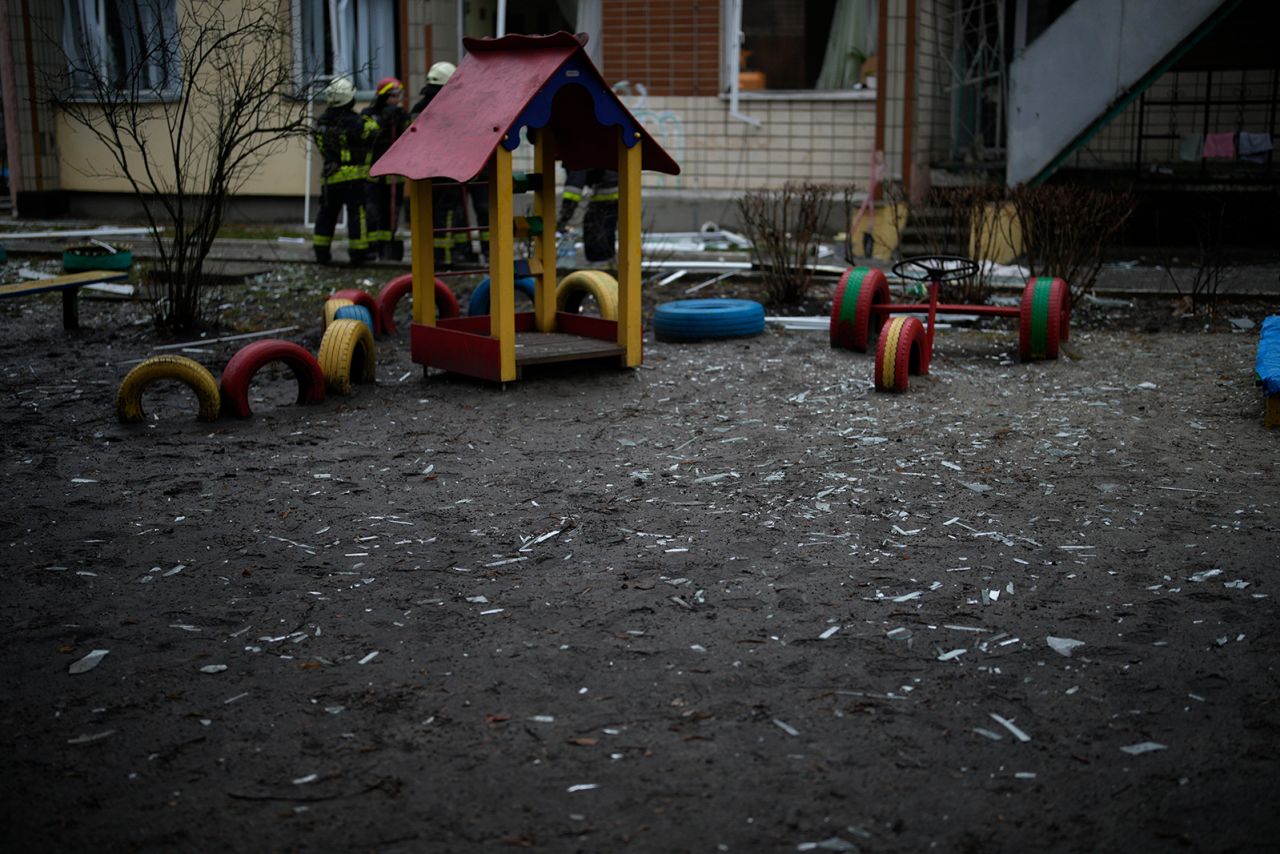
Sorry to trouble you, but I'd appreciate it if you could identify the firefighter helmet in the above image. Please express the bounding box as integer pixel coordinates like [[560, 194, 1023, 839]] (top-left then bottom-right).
[[323, 76, 356, 106], [375, 77, 403, 97], [427, 61, 456, 86]]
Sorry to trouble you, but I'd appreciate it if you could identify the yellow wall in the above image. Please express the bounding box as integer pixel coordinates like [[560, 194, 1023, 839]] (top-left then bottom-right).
[[53, 0, 325, 198], [55, 112, 316, 195]]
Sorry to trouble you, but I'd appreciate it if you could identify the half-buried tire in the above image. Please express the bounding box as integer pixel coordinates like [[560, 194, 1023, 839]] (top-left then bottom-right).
[[116, 355, 221, 423], [219, 339, 325, 419], [556, 270, 619, 319], [318, 318, 376, 395], [830, 266, 890, 352], [377, 274, 460, 335]]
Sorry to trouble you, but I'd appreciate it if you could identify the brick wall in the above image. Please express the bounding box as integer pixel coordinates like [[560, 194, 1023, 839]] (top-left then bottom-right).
[[600, 0, 721, 96]]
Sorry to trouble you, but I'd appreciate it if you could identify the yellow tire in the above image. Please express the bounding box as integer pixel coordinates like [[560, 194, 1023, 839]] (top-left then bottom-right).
[[318, 318, 375, 395], [116, 355, 221, 423], [556, 270, 619, 320], [323, 298, 354, 329]]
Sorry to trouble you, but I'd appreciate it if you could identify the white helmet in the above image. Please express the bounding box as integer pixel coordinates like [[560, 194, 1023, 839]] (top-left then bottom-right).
[[427, 61, 456, 86], [323, 76, 356, 106]]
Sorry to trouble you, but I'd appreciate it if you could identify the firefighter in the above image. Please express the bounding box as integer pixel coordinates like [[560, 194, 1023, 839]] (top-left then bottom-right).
[[559, 168, 619, 266], [362, 76, 410, 259], [313, 76, 379, 265], [407, 62, 481, 265], [408, 61, 456, 119]]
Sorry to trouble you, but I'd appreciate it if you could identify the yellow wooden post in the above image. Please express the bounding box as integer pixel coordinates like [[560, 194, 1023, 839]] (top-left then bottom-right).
[[616, 131, 643, 366], [409, 178, 436, 325], [488, 147, 517, 381], [532, 128, 558, 332]]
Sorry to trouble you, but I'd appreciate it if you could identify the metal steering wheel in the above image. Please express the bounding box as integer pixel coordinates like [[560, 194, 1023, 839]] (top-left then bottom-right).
[[892, 254, 981, 283]]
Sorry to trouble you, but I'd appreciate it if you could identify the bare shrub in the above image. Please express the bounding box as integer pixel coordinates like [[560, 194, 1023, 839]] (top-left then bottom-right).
[[738, 182, 849, 306], [1008, 184, 1136, 306], [1161, 195, 1234, 316], [53, 1, 314, 332]]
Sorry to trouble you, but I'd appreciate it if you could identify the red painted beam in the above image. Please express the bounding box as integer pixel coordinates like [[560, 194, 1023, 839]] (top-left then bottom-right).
[[874, 303, 1021, 318]]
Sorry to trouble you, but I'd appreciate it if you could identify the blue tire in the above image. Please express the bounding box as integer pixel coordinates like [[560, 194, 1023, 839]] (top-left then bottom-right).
[[467, 276, 538, 316], [652, 299, 766, 341], [333, 304, 376, 336]]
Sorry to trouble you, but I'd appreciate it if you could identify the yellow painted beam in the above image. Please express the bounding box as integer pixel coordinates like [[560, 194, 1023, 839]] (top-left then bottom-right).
[[488, 147, 517, 381], [533, 128, 558, 332], [616, 131, 643, 367], [409, 179, 436, 325]]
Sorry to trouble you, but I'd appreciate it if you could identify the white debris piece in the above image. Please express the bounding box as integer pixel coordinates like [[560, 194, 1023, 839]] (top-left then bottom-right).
[[199, 665, 228, 674], [1047, 637, 1085, 657], [1120, 741, 1167, 755], [773, 718, 800, 736], [937, 649, 966, 662], [818, 625, 841, 640], [989, 713, 1031, 742], [69, 649, 110, 675], [1188, 569, 1222, 583]]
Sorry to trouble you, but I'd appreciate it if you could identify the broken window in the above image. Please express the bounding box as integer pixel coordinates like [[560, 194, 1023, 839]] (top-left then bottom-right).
[[62, 0, 181, 97], [295, 0, 396, 94]]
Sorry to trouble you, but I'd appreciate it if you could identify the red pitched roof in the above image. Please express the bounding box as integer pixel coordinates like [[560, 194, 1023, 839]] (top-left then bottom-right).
[[370, 32, 680, 182]]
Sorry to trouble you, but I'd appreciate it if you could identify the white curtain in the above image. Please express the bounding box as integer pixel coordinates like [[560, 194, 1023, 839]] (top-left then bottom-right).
[[576, 0, 602, 66], [817, 0, 875, 90], [299, 0, 328, 83], [62, 0, 178, 93], [63, 0, 105, 89], [321, 0, 394, 91]]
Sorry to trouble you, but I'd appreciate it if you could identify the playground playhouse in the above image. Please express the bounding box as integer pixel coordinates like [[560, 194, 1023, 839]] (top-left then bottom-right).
[[371, 31, 680, 383]]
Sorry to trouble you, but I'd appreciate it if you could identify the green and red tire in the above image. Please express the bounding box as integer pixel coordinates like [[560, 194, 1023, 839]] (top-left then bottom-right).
[[831, 267, 890, 352]]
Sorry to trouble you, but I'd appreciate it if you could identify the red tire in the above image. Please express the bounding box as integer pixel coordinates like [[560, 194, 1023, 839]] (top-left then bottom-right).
[[874, 316, 925, 393], [1019, 277, 1069, 361], [830, 267, 889, 352], [376, 274, 460, 335], [329, 288, 381, 338], [218, 339, 325, 419]]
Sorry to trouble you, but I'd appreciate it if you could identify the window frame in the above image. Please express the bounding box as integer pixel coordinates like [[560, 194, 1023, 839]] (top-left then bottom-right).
[[292, 0, 398, 100], [722, 0, 877, 101], [61, 0, 183, 102]]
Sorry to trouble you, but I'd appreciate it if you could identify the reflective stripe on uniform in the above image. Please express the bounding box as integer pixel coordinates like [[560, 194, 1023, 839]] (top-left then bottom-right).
[[313, 235, 333, 247], [324, 164, 370, 184]]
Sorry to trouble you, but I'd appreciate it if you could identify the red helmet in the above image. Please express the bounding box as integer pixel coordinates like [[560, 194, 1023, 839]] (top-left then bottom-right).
[[375, 77, 403, 97]]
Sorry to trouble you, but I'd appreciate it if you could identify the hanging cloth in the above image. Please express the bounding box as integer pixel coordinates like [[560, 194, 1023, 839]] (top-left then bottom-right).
[[1178, 134, 1203, 161], [1238, 132, 1273, 164], [1202, 132, 1236, 159]]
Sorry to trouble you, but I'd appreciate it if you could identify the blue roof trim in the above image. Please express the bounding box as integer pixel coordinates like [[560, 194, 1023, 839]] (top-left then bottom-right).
[[504, 55, 641, 152]]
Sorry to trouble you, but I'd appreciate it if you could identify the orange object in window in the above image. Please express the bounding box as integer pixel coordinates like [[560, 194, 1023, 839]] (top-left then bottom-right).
[[738, 71, 766, 91]]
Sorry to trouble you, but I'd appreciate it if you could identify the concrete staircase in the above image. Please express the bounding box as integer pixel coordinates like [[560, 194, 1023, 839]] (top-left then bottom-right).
[[1007, 0, 1238, 185]]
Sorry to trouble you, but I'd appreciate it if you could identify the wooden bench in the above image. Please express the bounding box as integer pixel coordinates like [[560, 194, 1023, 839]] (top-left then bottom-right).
[[0, 270, 131, 329]]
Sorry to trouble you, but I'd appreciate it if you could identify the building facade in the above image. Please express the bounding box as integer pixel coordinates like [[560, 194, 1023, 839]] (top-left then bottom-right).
[[1, 1, 1274, 235]]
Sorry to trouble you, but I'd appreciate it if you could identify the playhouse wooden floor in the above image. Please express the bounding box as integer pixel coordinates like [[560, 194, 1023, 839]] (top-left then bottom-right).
[[513, 331, 625, 371], [512, 332, 627, 371]]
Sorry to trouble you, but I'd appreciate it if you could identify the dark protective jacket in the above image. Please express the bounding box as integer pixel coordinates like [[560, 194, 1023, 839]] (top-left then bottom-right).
[[409, 84, 444, 121], [362, 96, 409, 174], [315, 104, 379, 184]]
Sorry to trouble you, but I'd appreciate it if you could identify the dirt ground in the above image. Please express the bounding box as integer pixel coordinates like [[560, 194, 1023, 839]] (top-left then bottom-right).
[[2, 263, 1278, 853]]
